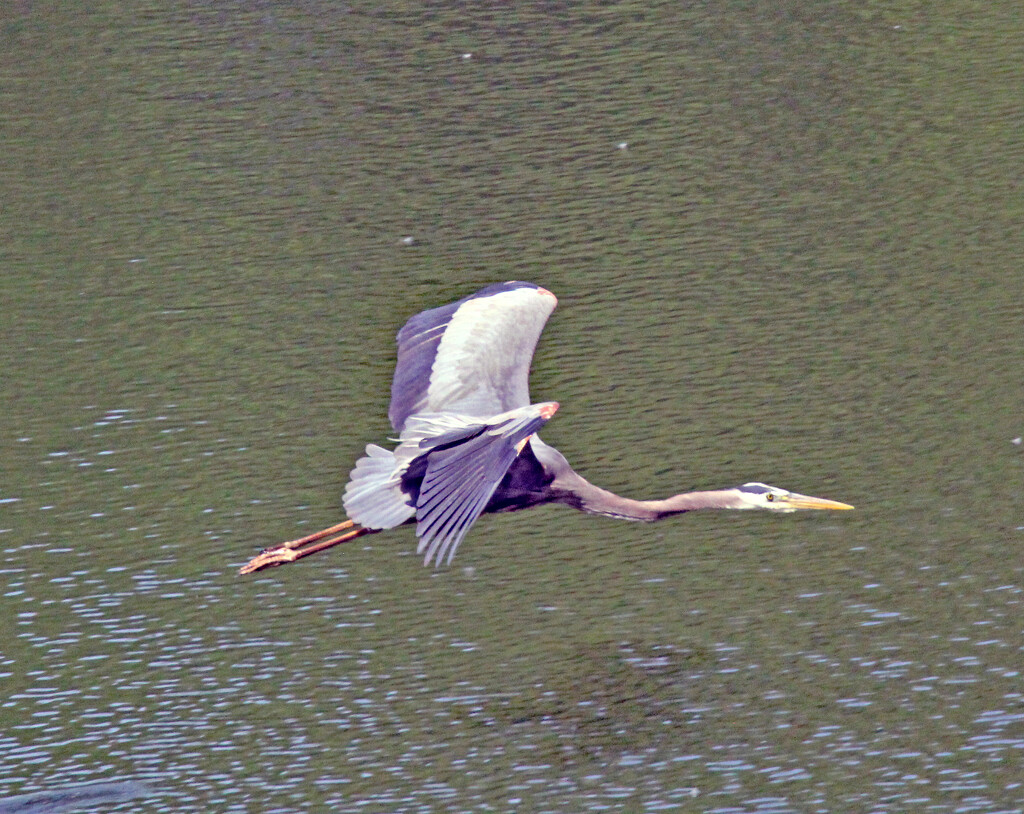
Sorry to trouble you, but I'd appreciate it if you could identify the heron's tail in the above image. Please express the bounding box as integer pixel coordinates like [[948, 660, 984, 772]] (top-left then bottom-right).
[[342, 444, 416, 530]]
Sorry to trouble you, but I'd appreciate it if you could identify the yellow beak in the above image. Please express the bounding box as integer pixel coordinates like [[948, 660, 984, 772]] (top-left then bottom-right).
[[783, 492, 855, 511]]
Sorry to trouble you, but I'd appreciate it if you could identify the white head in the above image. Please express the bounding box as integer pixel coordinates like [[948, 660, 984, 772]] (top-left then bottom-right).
[[732, 482, 855, 512]]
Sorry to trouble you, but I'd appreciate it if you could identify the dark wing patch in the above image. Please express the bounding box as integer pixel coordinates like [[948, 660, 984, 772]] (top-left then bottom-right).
[[388, 300, 461, 432], [414, 409, 549, 565], [388, 282, 543, 432], [417, 430, 522, 566]]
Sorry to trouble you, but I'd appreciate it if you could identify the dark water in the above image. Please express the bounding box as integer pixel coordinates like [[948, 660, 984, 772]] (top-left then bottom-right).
[[2, 1, 1023, 811]]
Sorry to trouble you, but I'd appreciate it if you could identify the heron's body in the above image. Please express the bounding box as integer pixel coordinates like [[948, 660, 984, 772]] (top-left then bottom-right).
[[240, 282, 852, 574]]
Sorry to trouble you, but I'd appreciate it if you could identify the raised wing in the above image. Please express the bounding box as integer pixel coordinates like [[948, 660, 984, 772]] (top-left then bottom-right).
[[388, 282, 558, 431]]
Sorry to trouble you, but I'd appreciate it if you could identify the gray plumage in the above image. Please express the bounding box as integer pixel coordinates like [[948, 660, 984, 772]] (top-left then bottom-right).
[[344, 282, 565, 565], [240, 282, 853, 575], [341, 282, 852, 566]]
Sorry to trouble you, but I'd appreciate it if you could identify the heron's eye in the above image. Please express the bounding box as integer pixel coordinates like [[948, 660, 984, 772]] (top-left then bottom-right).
[[766, 493, 774, 502]]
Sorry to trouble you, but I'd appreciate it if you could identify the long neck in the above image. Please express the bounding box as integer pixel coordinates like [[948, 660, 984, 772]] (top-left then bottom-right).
[[550, 468, 738, 521]]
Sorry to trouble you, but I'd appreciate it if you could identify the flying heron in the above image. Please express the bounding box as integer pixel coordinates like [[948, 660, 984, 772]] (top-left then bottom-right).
[[240, 282, 852, 574]]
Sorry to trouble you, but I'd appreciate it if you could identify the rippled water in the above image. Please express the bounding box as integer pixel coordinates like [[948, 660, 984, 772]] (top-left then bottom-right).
[[3, 0, 1023, 811], [4, 399, 1023, 810]]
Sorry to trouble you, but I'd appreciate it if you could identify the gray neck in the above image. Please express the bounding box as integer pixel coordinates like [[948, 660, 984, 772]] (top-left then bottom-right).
[[550, 468, 738, 521]]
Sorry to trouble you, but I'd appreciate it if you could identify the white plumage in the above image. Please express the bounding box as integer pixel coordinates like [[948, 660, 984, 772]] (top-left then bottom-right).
[[423, 285, 557, 418], [387, 282, 557, 431]]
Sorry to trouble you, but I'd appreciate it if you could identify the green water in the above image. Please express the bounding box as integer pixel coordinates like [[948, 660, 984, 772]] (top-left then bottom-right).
[[2, 1, 1023, 811]]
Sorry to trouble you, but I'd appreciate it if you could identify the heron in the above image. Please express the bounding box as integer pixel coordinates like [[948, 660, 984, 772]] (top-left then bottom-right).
[[240, 282, 852, 574]]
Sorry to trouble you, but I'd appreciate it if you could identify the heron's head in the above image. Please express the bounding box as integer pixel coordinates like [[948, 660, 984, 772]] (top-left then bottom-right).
[[732, 482, 854, 512]]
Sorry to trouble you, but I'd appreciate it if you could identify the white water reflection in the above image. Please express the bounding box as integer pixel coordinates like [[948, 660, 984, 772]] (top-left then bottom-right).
[[3, 416, 1023, 810]]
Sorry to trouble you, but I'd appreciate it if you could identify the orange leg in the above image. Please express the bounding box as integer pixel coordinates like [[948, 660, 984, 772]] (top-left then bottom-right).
[[238, 520, 376, 575]]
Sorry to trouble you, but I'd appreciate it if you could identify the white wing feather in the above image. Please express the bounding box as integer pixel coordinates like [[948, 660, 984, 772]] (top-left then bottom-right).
[[388, 282, 557, 430], [425, 287, 556, 417]]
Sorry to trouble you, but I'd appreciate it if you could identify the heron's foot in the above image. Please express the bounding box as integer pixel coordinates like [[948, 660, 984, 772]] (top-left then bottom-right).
[[238, 520, 374, 575], [238, 546, 299, 574]]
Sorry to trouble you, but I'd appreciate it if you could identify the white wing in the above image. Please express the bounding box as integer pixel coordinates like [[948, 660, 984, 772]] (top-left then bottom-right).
[[387, 282, 557, 431]]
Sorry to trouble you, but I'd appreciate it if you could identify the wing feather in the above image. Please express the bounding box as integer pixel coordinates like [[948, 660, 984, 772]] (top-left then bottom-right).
[[388, 282, 557, 431], [414, 406, 555, 565]]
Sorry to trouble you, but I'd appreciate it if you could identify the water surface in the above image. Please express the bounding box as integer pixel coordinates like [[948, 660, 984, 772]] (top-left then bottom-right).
[[2, 1, 1022, 811]]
